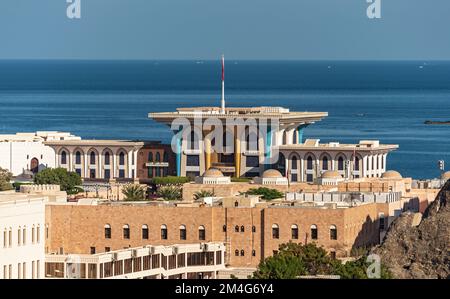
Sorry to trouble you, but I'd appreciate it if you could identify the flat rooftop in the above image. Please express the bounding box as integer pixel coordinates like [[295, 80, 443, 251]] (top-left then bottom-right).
[[0, 191, 48, 206], [279, 139, 398, 152], [150, 106, 328, 124], [44, 140, 161, 147]]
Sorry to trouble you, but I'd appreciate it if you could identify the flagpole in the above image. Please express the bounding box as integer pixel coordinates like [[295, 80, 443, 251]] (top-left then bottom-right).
[[221, 54, 225, 114]]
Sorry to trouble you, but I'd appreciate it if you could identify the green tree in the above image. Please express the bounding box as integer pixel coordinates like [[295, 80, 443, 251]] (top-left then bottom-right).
[[157, 185, 182, 201], [122, 184, 147, 201], [0, 167, 13, 191], [34, 168, 82, 193], [193, 190, 215, 200], [152, 176, 190, 186], [253, 242, 392, 279], [244, 187, 284, 200]]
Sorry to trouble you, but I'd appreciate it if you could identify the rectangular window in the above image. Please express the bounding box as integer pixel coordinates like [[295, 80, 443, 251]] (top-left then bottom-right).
[[291, 174, 298, 182], [246, 156, 259, 167], [18, 263, 21, 279], [186, 155, 200, 166], [105, 247, 111, 252], [119, 169, 125, 178], [3, 265, 6, 279], [142, 228, 149, 240], [291, 228, 299, 239], [9, 265, 12, 279], [104, 169, 111, 179], [76, 168, 82, 176], [36, 261, 40, 279], [32, 261, 35, 279], [306, 173, 313, 183], [90, 247, 96, 254]]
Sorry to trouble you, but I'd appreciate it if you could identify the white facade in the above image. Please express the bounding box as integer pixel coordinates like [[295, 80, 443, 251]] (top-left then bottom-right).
[[0, 131, 80, 176], [0, 191, 47, 279]]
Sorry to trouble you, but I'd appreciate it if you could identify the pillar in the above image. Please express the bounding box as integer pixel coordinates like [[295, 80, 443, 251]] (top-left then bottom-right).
[[204, 133, 212, 171], [297, 124, 308, 144], [285, 129, 294, 145], [264, 125, 272, 170], [234, 128, 241, 177], [84, 153, 88, 178]]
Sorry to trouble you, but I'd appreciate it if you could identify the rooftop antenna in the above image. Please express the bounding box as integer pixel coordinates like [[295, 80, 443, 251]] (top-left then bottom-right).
[[221, 54, 225, 114]]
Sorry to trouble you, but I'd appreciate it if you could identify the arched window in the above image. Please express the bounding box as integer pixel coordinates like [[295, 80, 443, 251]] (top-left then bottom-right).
[[32, 226, 35, 244], [252, 226, 256, 233], [311, 224, 318, 240], [234, 225, 239, 233], [354, 156, 360, 171], [142, 225, 149, 240], [252, 250, 256, 257], [155, 152, 161, 162], [22, 227, 26, 245], [75, 151, 82, 165], [291, 156, 298, 169], [148, 152, 153, 162], [18, 227, 21, 246], [104, 152, 110, 165], [61, 151, 67, 165], [180, 225, 186, 240], [291, 224, 299, 240], [222, 225, 227, 233], [198, 225, 205, 240], [322, 156, 329, 170], [240, 250, 245, 257], [240, 226, 245, 233], [272, 224, 279, 239], [119, 152, 125, 166], [163, 152, 169, 162], [338, 156, 344, 171], [90, 151, 96, 165], [161, 224, 168, 240], [330, 225, 337, 240], [307, 156, 313, 169], [123, 224, 130, 239], [104, 224, 111, 239], [36, 225, 40, 244], [235, 250, 239, 257], [234, 201, 239, 207]]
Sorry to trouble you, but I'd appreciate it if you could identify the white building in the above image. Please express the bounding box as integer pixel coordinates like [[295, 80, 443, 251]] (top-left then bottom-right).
[[0, 131, 80, 176], [0, 191, 47, 279]]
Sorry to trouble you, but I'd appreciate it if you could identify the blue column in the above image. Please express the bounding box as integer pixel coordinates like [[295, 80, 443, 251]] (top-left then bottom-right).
[[297, 124, 309, 144]]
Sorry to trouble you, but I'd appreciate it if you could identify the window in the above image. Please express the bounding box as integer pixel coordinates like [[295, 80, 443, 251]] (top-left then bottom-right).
[[379, 213, 386, 230], [291, 224, 299, 239], [119, 152, 125, 166], [252, 226, 256, 233], [123, 224, 130, 239], [163, 152, 169, 162], [104, 224, 111, 239], [311, 225, 318, 240], [90, 152, 96, 165], [155, 152, 161, 162], [3, 229, 6, 247], [272, 224, 279, 239], [46, 225, 49, 239], [119, 169, 125, 178], [354, 156, 360, 171], [240, 250, 245, 257], [32, 226, 35, 243], [161, 225, 168, 240], [36, 225, 40, 243], [179, 225, 186, 240], [198, 225, 205, 241], [330, 225, 337, 240], [234, 201, 239, 207], [18, 263, 21, 279], [61, 151, 67, 164], [234, 225, 239, 233], [252, 250, 256, 257], [104, 169, 110, 179], [75, 151, 82, 164], [222, 225, 227, 233], [186, 155, 200, 166], [246, 156, 259, 167], [90, 247, 96, 254], [240, 226, 245, 233], [142, 225, 149, 240], [104, 152, 110, 165], [105, 247, 111, 252], [307, 156, 313, 169], [9, 228, 12, 247], [22, 263, 26, 279], [189, 130, 198, 150], [18, 227, 21, 246], [148, 152, 153, 162], [322, 156, 329, 170], [306, 173, 313, 183], [22, 227, 26, 245], [338, 156, 344, 171], [235, 250, 239, 257]]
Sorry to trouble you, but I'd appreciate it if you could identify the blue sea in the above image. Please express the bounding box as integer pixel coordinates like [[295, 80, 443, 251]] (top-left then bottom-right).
[[0, 60, 449, 179]]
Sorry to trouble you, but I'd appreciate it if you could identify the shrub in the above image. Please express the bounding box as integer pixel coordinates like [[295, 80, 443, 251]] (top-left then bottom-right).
[[34, 168, 82, 192], [122, 184, 147, 201], [157, 185, 182, 201], [245, 187, 284, 200], [0, 167, 13, 191]]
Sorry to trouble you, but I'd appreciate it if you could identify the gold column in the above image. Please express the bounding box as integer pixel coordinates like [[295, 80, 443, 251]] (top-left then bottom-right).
[[205, 133, 212, 171], [234, 127, 241, 177]]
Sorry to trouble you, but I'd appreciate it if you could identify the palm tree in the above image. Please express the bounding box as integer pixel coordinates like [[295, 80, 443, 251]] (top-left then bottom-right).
[[193, 190, 215, 200], [122, 184, 146, 201], [156, 186, 182, 201]]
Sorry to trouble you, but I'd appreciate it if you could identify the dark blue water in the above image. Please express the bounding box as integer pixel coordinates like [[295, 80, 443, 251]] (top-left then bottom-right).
[[0, 60, 449, 179]]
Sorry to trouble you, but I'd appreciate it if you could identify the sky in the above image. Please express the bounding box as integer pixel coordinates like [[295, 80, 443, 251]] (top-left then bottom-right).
[[0, 0, 449, 60]]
